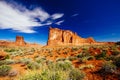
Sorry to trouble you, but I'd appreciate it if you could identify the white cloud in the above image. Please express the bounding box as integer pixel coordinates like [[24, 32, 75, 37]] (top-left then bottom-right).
[[0, 1, 64, 33], [55, 20, 64, 25], [51, 13, 64, 20], [71, 14, 79, 17]]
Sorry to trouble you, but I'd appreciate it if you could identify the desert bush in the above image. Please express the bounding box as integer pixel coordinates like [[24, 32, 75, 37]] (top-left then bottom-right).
[[46, 60, 53, 65], [0, 59, 15, 65], [49, 70, 69, 80], [113, 57, 120, 67], [4, 49, 16, 52], [55, 60, 73, 71], [8, 51, 24, 57], [69, 68, 85, 80], [0, 65, 12, 76], [27, 61, 40, 70], [4, 59, 15, 64], [4, 54, 10, 59], [48, 60, 73, 71], [96, 61, 117, 80], [112, 50, 120, 56], [79, 64, 94, 70], [19, 58, 32, 65], [98, 61, 116, 74], [56, 57, 66, 62], [95, 50, 107, 60], [77, 52, 92, 58], [68, 56, 77, 61], [0, 60, 6, 65], [105, 55, 115, 61], [80, 56, 94, 62], [72, 47, 79, 51], [19, 71, 44, 80], [19, 68, 69, 80], [34, 57, 46, 64]]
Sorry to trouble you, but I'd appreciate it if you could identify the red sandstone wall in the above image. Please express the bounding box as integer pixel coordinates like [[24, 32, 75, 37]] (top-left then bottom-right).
[[47, 27, 98, 46]]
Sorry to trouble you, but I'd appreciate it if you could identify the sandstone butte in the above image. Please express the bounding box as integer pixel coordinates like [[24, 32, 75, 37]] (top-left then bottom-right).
[[0, 36, 42, 47], [47, 27, 114, 46]]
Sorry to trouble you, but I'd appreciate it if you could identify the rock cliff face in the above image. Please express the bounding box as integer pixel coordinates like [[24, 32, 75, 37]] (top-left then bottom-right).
[[47, 27, 96, 46], [15, 36, 26, 46]]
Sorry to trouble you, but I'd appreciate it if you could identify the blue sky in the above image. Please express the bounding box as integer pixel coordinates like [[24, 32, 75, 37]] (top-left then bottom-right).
[[0, 0, 120, 45]]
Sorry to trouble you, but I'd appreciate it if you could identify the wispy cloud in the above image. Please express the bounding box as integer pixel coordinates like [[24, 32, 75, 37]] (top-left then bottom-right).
[[51, 13, 64, 20], [55, 20, 64, 25], [71, 14, 79, 17], [0, 1, 64, 33]]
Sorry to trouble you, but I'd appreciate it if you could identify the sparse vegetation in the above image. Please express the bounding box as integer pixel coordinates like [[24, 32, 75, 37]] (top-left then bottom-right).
[[19, 58, 32, 65], [0, 65, 12, 76], [79, 64, 94, 70], [0, 44, 120, 80], [95, 50, 107, 60], [96, 61, 117, 79], [69, 68, 85, 80], [27, 61, 40, 70]]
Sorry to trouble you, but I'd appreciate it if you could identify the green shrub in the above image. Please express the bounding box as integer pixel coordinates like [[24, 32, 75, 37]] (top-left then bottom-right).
[[55, 60, 73, 71], [0, 65, 12, 76], [0, 60, 6, 66], [105, 55, 115, 61], [95, 50, 107, 60], [77, 52, 91, 58], [56, 58, 66, 62], [27, 62, 40, 70], [112, 50, 120, 56], [49, 70, 68, 80], [4, 59, 15, 64], [0, 59, 15, 65], [34, 57, 46, 64], [20, 71, 43, 80], [19, 58, 32, 65], [80, 56, 94, 62], [4, 54, 10, 59], [4, 49, 16, 52], [69, 68, 85, 80], [79, 64, 94, 70], [72, 47, 79, 51], [68, 56, 77, 61], [96, 61, 117, 80], [19, 68, 69, 80]]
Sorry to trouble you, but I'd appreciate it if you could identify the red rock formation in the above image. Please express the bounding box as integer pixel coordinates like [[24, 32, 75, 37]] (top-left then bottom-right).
[[15, 36, 26, 46], [0, 36, 42, 47], [47, 27, 97, 46]]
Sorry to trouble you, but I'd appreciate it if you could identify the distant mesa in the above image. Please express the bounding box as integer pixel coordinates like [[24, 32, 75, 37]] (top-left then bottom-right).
[[47, 27, 113, 46], [0, 36, 42, 47]]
